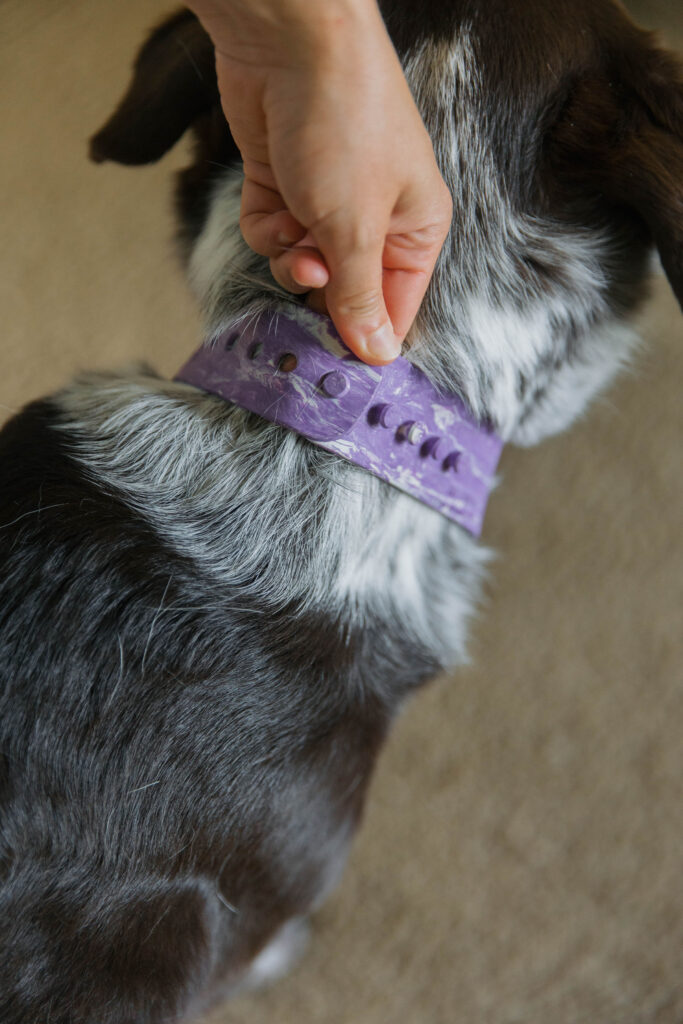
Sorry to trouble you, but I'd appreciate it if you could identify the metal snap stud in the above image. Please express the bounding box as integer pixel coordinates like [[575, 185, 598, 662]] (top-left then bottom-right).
[[397, 421, 426, 445], [278, 353, 298, 373]]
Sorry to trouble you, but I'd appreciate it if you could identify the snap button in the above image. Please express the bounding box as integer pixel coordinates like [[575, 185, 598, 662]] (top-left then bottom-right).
[[421, 436, 448, 460], [369, 403, 401, 429], [397, 421, 426, 445], [320, 370, 349, 398]]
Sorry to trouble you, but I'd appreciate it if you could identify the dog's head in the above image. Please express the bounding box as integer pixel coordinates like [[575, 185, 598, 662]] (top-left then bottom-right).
[[91, 2, 683, 443]]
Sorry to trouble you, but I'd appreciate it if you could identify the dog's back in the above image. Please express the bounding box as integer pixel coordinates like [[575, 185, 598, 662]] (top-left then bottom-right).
[[0, 396, 407, 1019]]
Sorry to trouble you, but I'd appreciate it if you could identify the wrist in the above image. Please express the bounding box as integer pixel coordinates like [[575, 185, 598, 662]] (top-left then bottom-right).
[[189, 0, 380, 64]]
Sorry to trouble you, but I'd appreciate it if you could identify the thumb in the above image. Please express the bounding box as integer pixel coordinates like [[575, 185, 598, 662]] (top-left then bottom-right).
[[314, 224, 402, 365]]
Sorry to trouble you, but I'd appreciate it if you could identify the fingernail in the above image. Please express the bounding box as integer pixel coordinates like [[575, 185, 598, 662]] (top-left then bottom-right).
[[276, 231, 296, 248], [365, 324, 400, 362]]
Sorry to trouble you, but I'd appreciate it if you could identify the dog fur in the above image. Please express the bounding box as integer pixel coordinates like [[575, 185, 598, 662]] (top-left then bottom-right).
[[1, 2, 682, 1021]]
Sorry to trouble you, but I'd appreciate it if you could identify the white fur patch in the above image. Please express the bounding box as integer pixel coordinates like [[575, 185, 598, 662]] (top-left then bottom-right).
[[241, 918, 310, 991], [57, 370, 485, 666]]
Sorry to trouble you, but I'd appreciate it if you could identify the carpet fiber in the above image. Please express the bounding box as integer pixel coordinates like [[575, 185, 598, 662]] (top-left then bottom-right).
[[1, 2, 681, 1021]]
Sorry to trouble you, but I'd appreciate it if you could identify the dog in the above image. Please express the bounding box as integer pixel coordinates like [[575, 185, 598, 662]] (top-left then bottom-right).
[[1, 3, 681, 1021]]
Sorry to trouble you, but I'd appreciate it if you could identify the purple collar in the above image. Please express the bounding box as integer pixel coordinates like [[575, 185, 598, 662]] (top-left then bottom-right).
[[175, 311, 502, 535]]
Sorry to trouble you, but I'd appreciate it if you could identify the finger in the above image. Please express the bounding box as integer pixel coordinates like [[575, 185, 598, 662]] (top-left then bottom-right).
[[277, 231, 330, 288], [281, 246, 330, 289], [313, 216, 401, 364], [212, 65, 270, 164], [381, 267, 431, 340], [268, 256, 310, 295], [269, 247, 329, 293], [240, 179, 307, 257], [382, 184, 452, 337], [242, 209, 308, 257], [326, 261, 400, 364]]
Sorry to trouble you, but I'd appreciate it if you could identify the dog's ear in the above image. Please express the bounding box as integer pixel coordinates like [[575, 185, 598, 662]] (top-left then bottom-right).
[[90, 9, 225, 166], [547, 28, 683, 308]]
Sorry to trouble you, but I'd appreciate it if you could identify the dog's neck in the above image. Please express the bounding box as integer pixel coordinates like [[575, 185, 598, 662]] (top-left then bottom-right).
[[175, 310, 503, 535], [187, 169, 638, 453]]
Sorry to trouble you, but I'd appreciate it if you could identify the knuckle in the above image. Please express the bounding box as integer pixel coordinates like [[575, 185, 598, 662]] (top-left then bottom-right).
[[335, 288, 384, 320], [438, 182, 453, 218], [309, 208, 382, 257], [427, 180, 453, 227]]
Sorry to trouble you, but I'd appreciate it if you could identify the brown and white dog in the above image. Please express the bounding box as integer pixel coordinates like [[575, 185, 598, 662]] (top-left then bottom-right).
[[1, 3, 682, 1022]]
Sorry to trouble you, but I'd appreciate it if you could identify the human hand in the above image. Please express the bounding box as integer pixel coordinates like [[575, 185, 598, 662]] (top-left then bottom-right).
[[187, 0, 452, 364]]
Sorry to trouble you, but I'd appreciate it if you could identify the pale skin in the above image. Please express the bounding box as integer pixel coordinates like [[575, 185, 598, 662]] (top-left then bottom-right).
[[186, 0, 452, 364]]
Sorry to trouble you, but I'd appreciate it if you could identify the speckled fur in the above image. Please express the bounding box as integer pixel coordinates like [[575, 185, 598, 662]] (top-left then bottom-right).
[[1, 3, 682, 1022]]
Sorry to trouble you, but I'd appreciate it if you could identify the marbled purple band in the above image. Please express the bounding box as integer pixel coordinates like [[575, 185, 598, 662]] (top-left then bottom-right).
[[175, 311, 502, 535]]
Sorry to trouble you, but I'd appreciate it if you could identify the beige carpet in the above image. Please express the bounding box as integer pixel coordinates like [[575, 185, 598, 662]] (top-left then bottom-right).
[[1, 3, 682, 1022]]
